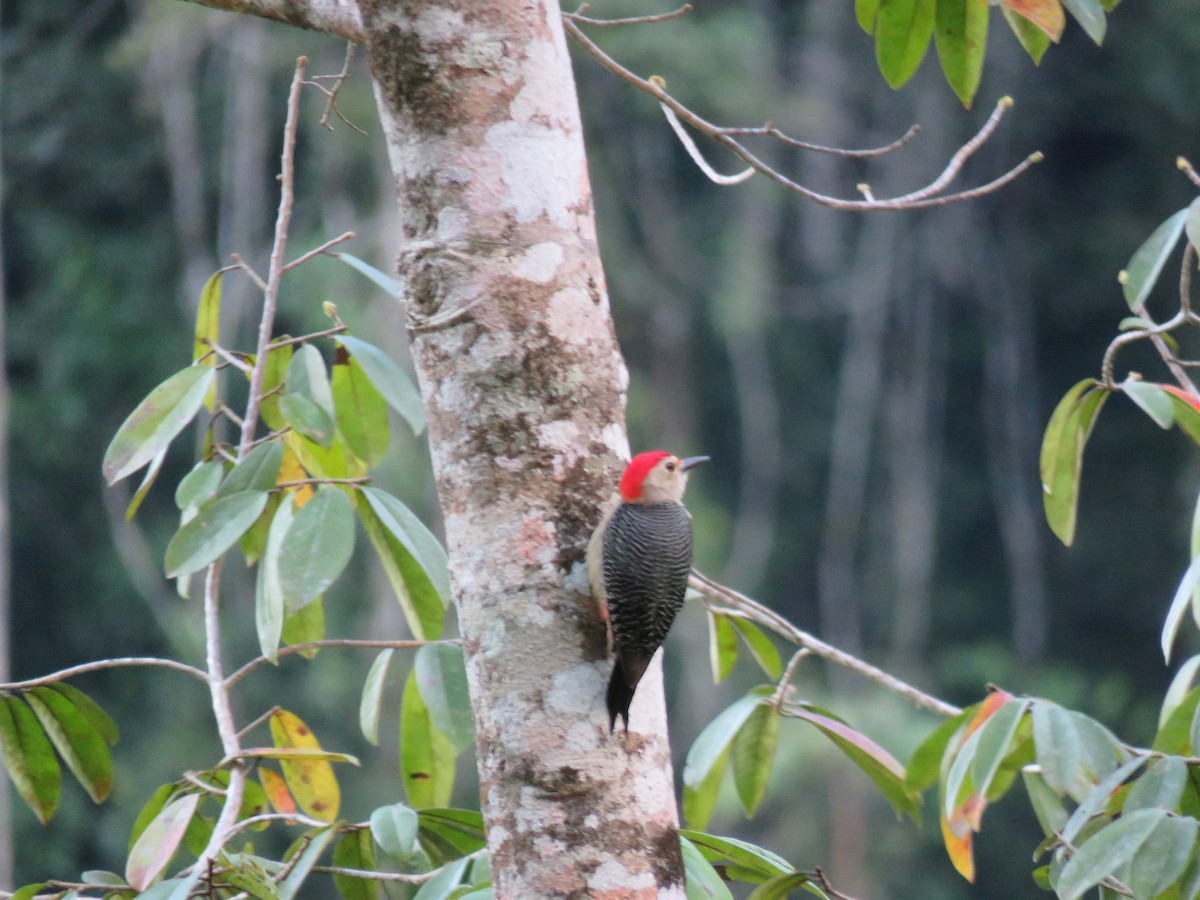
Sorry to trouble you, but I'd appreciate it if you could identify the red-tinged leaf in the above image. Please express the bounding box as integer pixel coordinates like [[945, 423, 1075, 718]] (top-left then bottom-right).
[[260, 767, 298, 817], [1159, 385, 1200, 447], [269, 709, 342, 822], [1001, 0, 1065, 41], [970, 698, 1030, 802], [0, 694, 60, 823], [1001, 7, 1051, 62], [193, 270, 222, 411], [940, 809, 975, 882], [790, 706, 921, 821], [965, 690, 1015, 738], [875, 0, 936, 89], [934, 0, 989, 108], [26, 686, 113, 802], [125, 793, 201, 890], [103, 366, 216, 485]]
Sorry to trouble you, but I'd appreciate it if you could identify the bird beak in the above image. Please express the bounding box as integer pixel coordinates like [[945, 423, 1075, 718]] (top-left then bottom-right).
[[679, 455, 710, 472]]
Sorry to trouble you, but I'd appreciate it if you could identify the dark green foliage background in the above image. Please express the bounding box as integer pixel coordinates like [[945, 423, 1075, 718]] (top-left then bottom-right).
[[3, 0, 1200, 896]]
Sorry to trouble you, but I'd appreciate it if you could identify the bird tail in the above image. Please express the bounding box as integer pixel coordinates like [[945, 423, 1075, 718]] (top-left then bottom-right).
[[607, 652, 650, 733]]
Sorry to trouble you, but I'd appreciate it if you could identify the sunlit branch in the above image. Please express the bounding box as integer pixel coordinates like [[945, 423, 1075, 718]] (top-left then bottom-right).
[[0, 656, 209, 691], [563, 18, 1039, 210], [690, 570, 961, 717]]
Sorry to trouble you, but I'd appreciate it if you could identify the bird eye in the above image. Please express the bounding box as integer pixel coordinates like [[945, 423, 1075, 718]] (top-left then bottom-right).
[[666, 461, 677, 472]]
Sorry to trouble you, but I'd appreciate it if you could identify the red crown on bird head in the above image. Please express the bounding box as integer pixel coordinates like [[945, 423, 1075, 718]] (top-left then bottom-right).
[[620, 451, 673, 501]]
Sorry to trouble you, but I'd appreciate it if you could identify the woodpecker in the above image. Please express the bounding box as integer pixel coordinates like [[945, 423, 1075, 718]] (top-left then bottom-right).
[[587, 450, 709, 732]]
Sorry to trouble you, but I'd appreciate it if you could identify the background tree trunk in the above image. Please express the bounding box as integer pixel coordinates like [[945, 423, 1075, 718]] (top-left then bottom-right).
[[356, 1, 685, 895]]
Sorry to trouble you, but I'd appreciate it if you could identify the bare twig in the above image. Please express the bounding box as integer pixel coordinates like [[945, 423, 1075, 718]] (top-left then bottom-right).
[[265, 324, 349, 350], [719, 123, 921, 159], [563, 19, 1038, 210], [225, 638, 456, 688], [199, 339, 254, 374], [0, 656, 208, 690], [312, 42, 366, 134], [565, 3, 693, 27], [690, 570, 961, 717], [235, 705, 282, 740], [312, 854, 487, 884], [239, 56, 307, 456], [281, 230, 357, 273], [1179, 156, 1200, 189], [230, 252, 268, 294]]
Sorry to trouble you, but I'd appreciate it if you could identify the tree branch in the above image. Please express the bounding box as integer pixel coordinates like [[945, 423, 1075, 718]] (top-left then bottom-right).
[[225, 638, 456, 688], [690, 570, 961, 717], [563, 18, 1039, 210], [182, 0, 363, 42], [0, 656, 209, 690]]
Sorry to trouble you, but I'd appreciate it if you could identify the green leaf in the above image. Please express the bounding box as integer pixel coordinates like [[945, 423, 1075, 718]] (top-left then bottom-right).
[[337, 335, 425, 435], [1162, 656, 1200, 729], [412, 857, 470, 900], [402, 670, 457, 809], [414, 644, 475, 752], [731, 703, 779, 817], [875, 0, 936, 89], [130, 784, 176, 851], [855, 0, 881, 33], [257, 493, 296, 662], [1187, 196, 1200, 255], [288, 345, 335, 417], [175, 460, 224, 511], [1070, 711, 1127, 783], [280, 393, 336, 447], [680, 835, 735, 900], [336, 253, 401, 296], [1039, 379, 1108, 546], [791, 706, 921, 821], [706, 611, 738, 684], [193, 270, 222, 411], [748, 874, 824, 900], [360, 649, 394, 746], [970, 698, 1030, 799], [260, 343, 294, 432], [1121, 377, 1175, 428], [283, 594, 325, 651], [1022, 768, 1069, 836], [1122, 209, 1188, 311], [906, 710, 969, 793], [1163, 555, 1200, 664], [1002, 7, 1051, 63], [278, 825, 338, 900], [683, 744, 731, 832], [103, 366, 216, 484], [1124, 755, 1186, 813], [26, 686, 112, 803], [371, 803, 420, 860], [417, 808, 486, 865], [9, 884, 48, 900], [359, 489, 449, 640], [333, 349, 391, 467], [730, 618, 782, 679], [164, 490, 269, 578], [1057, 808, 1165, 900], [679, 831, 794, 879], [1061, 0, 1106, 43], [47, 683, 118, 745], [1126, 813, 1198, 899], [1156, 685, 1200, 755], [126, 447, 167, 522], [0, 694, 61, 823], [1031, 701, 1081, 794], [278, 487, 355, 610], [683, 690, 771, 802], [1061, 756, 1147, 845], [125, 792, 201, 890], [218, 441, 284, 499], [933, 0, 989, 107]]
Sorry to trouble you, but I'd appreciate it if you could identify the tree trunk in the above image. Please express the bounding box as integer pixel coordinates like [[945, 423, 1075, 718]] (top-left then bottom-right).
[[355, 2, 684, 896]]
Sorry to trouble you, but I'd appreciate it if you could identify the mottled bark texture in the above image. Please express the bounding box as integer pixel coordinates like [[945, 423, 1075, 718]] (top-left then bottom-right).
[[357, 2, 685, 896]]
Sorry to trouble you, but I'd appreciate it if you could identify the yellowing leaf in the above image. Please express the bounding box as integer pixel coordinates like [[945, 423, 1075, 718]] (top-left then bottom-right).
[[941, 809, 976, 882], [278, 443, 314, 507], [260, 767, 297, 817], [193, 271, 222, 411], [269, 709, 341, 822]]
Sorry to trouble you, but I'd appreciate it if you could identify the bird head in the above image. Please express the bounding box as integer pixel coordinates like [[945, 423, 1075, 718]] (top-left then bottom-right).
[[619, 451, 709, 504]]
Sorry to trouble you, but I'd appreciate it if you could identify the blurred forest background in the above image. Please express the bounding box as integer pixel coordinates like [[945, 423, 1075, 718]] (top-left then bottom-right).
[[4, 1, 1200, 897]]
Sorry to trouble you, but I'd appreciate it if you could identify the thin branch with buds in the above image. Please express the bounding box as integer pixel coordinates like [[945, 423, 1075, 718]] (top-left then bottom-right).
[[562, 18, 1039, 210], [309, 42, 368, 135]]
